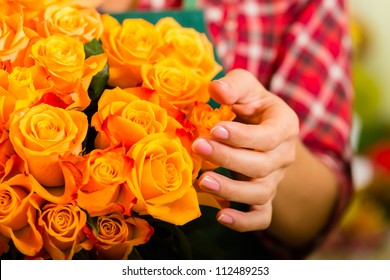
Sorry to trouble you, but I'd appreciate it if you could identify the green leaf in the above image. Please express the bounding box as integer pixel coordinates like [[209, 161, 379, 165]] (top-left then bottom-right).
[[169, 225, 193, 259], [88, 63, 109, 102], [135, 217, 193, 259], [72, 249, 91, 260], [128, 248, 143, 260], [84, 38, 104, 57], [153, 220, 192, 259], [87, 215, 99, 236], [84, 39, 109, 102]]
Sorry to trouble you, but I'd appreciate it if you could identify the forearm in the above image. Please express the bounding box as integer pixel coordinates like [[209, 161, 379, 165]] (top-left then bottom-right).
[[268, 139, 339, 248]]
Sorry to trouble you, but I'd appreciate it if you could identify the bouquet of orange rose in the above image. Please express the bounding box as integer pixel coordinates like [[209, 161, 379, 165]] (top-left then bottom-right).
[[0, 0, 235, 260]]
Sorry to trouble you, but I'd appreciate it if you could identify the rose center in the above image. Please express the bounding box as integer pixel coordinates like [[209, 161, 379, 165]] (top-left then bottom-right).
[[54, 210, 71, 229], [55, 11, 85, 31], [32, 116, 65, 141], [92, 160, 121, 184], [165, 162, 179, 185], [0, 191, 13, 213], [100, 218, 121, 237]]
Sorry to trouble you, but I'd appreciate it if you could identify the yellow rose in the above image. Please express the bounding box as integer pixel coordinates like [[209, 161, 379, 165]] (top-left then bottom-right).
[[9, 103, 88, 187], [29, 34, 107, 110], [2, 64, 53, 92], [92, 87, 179, 150], [4, 66, 47, 113], [36, 201, 89, 260], [141, 58, 210, 113], [36, 4, 103, 43], [1, 65, 84, 129], [126, 132, 200, 225], [156, 17, 222, 81], [154, 16, 181, 35], [0, 11, 37, 66], [100, 14, 163, 88], [7, 66, 36, 98], [91, 213, 153, 260], [30, 34, 87, 87], [0, 174, 43, 257], [74, 147, 136, 217]]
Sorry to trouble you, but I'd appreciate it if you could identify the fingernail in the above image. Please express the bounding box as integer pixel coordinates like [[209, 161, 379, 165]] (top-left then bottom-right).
[[213, 79, 229, 90], [211, 126, 229, 140], [192, 138, 212, 155], [217, 214, 234, 225], [200, 176, 220, 191]]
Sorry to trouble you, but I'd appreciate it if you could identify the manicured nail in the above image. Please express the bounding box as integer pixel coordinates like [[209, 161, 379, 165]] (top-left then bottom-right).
[[217, 214, 234, 225], [213, 79, 229, 90], [211, 126, 229, 140], [192, 138, 212, 155], [200, 176, 220, 192]]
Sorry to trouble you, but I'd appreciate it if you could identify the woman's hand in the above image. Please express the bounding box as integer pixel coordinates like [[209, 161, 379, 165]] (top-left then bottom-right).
[[192, 69, 299, 232]]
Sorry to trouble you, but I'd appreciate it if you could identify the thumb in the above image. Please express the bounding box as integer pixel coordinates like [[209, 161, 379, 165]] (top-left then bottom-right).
[[209, 69, 271, 124], [208, 69, 265, 106]]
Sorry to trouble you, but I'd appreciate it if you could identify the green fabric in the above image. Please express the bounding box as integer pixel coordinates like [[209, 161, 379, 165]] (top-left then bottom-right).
[[111, 9, 207, 33], [183, 0, 198, 10]]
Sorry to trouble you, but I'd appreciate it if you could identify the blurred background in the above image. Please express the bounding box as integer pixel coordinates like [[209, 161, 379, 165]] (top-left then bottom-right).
[[308, 0, 390, 259]]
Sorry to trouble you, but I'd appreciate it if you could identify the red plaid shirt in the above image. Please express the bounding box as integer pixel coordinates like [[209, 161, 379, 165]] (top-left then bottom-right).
[[137, 0, 353, 257]]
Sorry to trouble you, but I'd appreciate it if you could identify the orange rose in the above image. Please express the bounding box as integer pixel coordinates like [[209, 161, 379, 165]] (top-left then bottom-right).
[[0, 174, 43, 256], [36, 4, 103, 43], [12, 0, 62, 10], [1, 71, 28, 182], [156, 17, 222, 81], [3, 66, 51, 114], [6, 65, 79, 110], [36, 201, 90, 260], [100, 14, 163, 88], [126, 132, 201, 225], [141, 58, 210, 113], [0, 1, 22, 15], [92, 87, 180, 150], [9, 103, 88, 187], [91, 213, 153, 260], [0, 87, 14, 133], [187, 102, 236, 170], [0, 138, 24, 182], [73, 147, 136, 216], [188, 102, 236, 137], [0, 234, 9, 256], [29, 34, 107, 110], [0, 10, 37, 66], [7, 66, 36, 101]]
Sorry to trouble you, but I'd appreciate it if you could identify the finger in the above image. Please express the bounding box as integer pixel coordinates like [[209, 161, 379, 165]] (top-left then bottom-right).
[[209, 69, 265, 105], [210, 120, 298, 151], [192, 138, 295, 178], [216, 204, 273, 232], [198, 171, 281, 205]]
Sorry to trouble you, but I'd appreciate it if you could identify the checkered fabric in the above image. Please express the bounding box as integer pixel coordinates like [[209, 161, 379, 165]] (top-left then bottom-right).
[[137, 0, 354, 257]]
